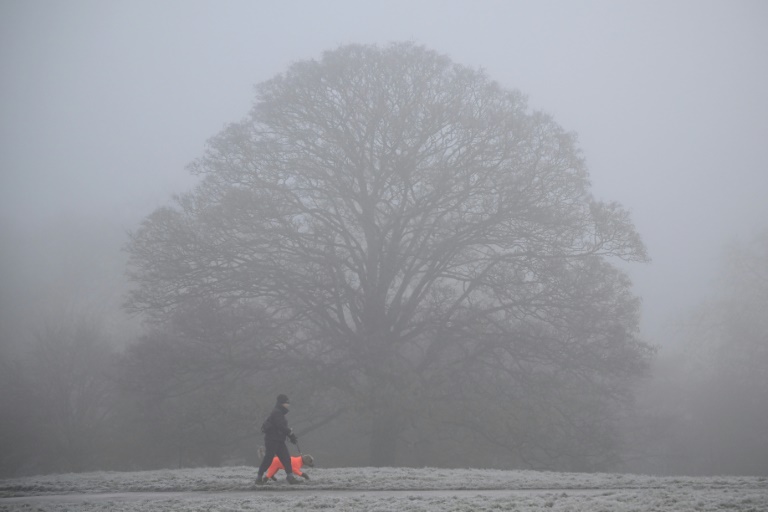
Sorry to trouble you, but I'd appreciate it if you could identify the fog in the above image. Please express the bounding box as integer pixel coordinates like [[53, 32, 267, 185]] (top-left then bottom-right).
[[1, 0, 767, 476]]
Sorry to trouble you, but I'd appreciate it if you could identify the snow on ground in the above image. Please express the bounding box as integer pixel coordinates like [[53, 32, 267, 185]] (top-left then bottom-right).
[[1, 466, 766, 511]]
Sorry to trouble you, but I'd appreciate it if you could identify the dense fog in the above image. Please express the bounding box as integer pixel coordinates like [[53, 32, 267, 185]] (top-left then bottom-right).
[[1, 1, 766, 478]]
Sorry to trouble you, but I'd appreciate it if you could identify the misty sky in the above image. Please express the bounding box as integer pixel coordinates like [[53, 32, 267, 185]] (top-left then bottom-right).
[[1, 0, 767, 344]]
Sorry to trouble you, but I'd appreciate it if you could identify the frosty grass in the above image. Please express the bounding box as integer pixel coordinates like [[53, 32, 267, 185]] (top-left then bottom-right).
[[1, 466, 766, 511]]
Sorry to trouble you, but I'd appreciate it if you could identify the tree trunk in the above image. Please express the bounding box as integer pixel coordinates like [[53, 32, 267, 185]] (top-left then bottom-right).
[[369, 408, 399, 466]]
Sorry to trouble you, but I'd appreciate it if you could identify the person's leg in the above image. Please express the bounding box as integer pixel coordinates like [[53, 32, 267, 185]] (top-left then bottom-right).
[[275, 442, 298, 482], [257, 440, 278, 481], [275, 442, 292, 475]]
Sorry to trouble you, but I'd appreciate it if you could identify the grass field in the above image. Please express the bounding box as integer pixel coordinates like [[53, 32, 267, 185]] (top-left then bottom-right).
[[2, 466, 766, 511]]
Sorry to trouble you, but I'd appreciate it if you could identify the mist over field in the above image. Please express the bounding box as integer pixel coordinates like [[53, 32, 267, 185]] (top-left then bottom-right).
[[1, 0, 767, 484]]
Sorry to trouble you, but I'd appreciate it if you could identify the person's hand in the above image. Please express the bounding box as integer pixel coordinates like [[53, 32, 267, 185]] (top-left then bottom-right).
[[301, 473, 310, 480], [289, 433, 298, 444]]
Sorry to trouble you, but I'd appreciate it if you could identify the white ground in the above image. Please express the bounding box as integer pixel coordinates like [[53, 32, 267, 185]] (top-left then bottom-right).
[[1, 466, 766, 511]]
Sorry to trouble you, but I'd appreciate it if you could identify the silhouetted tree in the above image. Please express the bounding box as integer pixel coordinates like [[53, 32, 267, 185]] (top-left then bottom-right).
[[112, 299, 298, 469], [644, 231, 768, 476], [126, 43, 651, 467], [621, 229, 768, 477], [0, 344, 32, 476], [0, 314, 117, 475]]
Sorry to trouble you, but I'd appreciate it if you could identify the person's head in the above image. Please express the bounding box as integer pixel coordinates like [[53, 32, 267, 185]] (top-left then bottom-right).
[[276, 394, 290, 407], [302, 454, 314, 467]]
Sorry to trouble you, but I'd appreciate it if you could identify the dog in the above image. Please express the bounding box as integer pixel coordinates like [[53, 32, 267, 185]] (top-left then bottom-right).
[[258, 446, 315, 481]]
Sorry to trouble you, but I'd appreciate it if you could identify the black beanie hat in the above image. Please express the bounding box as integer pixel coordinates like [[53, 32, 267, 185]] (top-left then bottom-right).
[[277, 394, 289, 405]]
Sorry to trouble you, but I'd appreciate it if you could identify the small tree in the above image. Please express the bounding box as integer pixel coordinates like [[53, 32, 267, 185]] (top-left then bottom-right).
[[2, 314, 117, 474], [127, 43, 651, 467], [681, 232, 768, 475], [626, 230, 768, 476], [113, 299, 298, 469]]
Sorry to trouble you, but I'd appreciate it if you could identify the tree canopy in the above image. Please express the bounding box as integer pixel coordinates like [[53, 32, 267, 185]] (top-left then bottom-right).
[[126, 43, 652, 468]]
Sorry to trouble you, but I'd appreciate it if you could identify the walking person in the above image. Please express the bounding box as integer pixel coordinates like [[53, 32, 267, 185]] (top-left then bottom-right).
[[256, 394, 299, 485]]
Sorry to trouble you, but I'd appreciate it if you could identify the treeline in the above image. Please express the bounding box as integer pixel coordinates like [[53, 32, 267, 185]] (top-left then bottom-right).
[[2, 231, 767, 477], [0, 305, 638, 476]]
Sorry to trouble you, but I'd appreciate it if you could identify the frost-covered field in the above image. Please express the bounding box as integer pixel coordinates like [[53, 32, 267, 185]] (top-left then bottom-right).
[[1, 466, 766, 511]]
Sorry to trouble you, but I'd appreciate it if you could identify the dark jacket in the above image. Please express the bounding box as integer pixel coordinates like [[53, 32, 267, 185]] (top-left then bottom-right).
[[262, 404, 292, 442]]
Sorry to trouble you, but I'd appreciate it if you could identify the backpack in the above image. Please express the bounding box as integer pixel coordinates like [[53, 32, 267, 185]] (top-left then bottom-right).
[[260, 417, 272, 434]]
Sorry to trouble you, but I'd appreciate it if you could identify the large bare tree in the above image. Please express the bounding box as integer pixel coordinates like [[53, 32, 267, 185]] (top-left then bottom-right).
[[126, 43, 651, 467]]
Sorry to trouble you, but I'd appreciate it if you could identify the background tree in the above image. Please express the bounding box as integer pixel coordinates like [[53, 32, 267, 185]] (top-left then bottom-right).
[[127, 43, 652, 467], [0, 313, 117, 476], [0, 342, 32, 476], [111, 299, 306, 469], [620, 229, 768, 476]]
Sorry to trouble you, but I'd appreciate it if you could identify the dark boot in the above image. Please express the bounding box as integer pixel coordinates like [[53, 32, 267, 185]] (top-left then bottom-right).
[[286, 473, 300, 484]]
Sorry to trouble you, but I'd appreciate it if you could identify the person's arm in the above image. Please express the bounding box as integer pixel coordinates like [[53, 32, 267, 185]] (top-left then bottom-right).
[[274, 411, 293, 437]]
